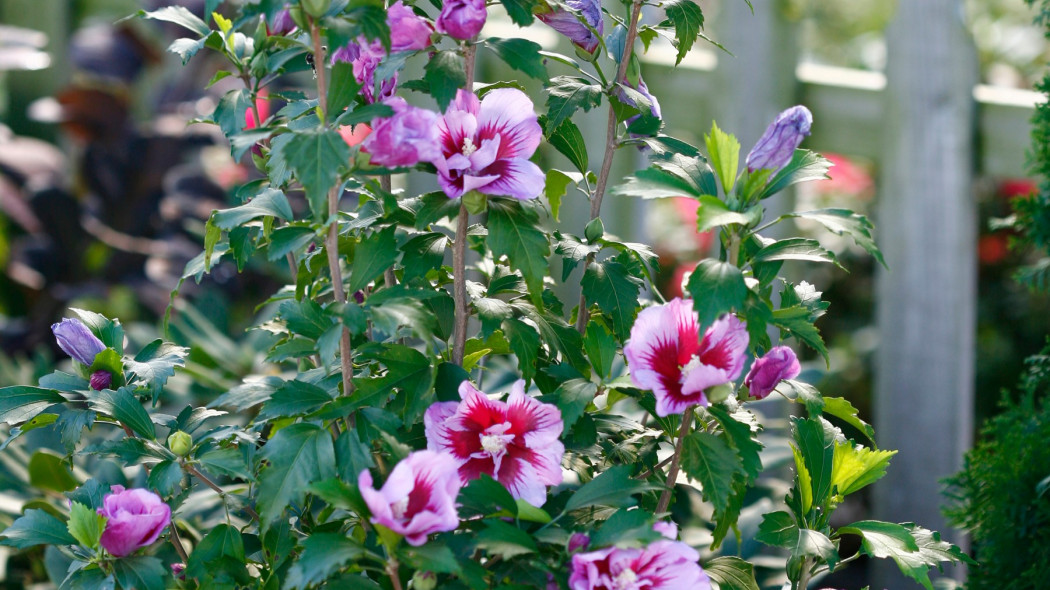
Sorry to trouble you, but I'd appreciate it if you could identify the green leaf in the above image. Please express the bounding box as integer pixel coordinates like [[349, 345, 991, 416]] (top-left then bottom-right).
[[485, 38, 547, 80], [709, 406, 763, 482], [681, 430, 747, 513], [784, 208, 886, 268], [694, 195, 752, 232], [475, 520, 537, 558], [499, 0, 538, 25], [212, 188, 293, 229], [752, 237, 842, 268], [140, 6, 211, 36], [545, 76, 602, 131], [589, 509, 662, 548], [793, 417, 835, 509], [67, 502, 106, 549], [502, 318, 541, 385], [772, 306, 828, 362], [0, 509, 76, 548], [545, 118, 589, 174], [401, 544, 461, 575], [259, 380, 335, 420], [581, 260, 641, 339], [459, 473, 518, 519], [348, 226, 399, 293], [615, 166, 698, 199], [705, 121, 740, 195], [425, 51, 466, 112], [126, 339, 188, 404], [70, 308, 125, 353], [822, 396, 877, 446], [328, 61, 361, 116], [91, 388, 155, 439], [584, 322, 616, 380], [544, 378, 596, 431], [565, 465, 654, 512], [147, 459, 185, 497], [663, 0, 705, 65], [186, 524, 245, 579], [776, 378, 824, 414], [487, 201, 550, 304], [703, 556, 760, 590], [285, 129, 350, 221], [0, 386, 65, 425], [757, 149, 832, 200], [29, 450, 78, 492], [281, 298, 334, 340], [831, 442, 896, 497], [267, 226, 316, 261], [112, 556, 166, 590], [840, 521, 921, 572], [256, 423, 336, 526], [212, 88, 250, 138], [400, 233, 447, 283], [284, 533, 366, 590], [756, 511, 838, 570], [347, 345, 434, 421], [59, 563, 114, 590], [545, 170, 579, 222], [685, 259, 748, 330]]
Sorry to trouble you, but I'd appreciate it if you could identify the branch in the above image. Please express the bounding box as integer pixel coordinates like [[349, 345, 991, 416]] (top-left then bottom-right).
[[656, 405, 694, 513], [452, 42, 478, 366]]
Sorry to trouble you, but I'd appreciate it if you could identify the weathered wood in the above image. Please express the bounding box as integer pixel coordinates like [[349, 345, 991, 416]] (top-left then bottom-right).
[[872, 1, 977, 586]]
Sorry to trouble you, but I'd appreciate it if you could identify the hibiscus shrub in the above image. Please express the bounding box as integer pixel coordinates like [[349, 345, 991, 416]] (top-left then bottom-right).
[[0, 1, 969, 590]]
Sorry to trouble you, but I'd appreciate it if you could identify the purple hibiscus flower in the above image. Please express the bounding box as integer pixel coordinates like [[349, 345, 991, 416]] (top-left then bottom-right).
[[424, 380, 564, 507], [361, 97, 441, 167], [98, 486, 172, 557], [745, 105, 813, 173], [538, 0, 604, 53], [433, 88, 545, 200], [436, 0, 486, 40], [358, 450, 462, 546], [568, 533, 711, 590]]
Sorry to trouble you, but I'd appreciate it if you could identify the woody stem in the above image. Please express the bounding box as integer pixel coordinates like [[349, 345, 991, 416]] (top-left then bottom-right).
[[452, 42, 478, 366]]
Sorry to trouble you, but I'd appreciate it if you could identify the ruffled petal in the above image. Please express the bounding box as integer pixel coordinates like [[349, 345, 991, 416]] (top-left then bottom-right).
[[476, 158, 545, 200], [477, 88, 542, 160]]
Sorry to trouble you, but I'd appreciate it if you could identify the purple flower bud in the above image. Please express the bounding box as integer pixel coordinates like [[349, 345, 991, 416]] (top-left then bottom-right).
[[744, 346, 801, 400], [652, 521, 678, 540], [267, 6, 296, 36], [568, 532, 590, 552], [362, 97, 441, 167], [52, 318, 105, 366], [537, 0, 603, 53], [332, 39, 397, 104], [436, 0, 486, 40], [97, 486, 172, 557], [617, 77, 662, 139], [388, 1, 433, 52], [90, 370, 112, 391], [745, 105, 813, 173], [171, 563, 186, 580]]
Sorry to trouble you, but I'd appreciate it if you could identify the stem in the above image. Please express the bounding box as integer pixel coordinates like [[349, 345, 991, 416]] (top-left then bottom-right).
[[575, 0, 644, 333], [794, 557, 812, 590], [185, 463, 260, 522], [380, 175, 397, 289], [655, 405, 695, 513], [168, 521, 190, 564], [635, 455, 674, 480], [310, 18, 356, 403], [386, 560, 404, 590], [451, 42, 478, 366]]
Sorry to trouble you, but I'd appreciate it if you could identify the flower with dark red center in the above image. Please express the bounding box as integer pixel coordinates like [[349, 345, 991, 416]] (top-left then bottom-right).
[[433, 88, 545, 200], [358, 450, 461, 546], [568, 536, 711, 590], [744, 346, 801, 400], [424, 380, 564, 507], [623, 298, 748, 416]]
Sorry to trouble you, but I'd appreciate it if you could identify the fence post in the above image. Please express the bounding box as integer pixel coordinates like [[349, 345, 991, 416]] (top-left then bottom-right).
[[873, 0, 977, 585]]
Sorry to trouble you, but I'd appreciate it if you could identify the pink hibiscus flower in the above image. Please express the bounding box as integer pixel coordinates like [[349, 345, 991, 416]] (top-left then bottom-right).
[[623, 298, 749, 416], [568, 536, 711, 590], [433, 88, 545, 200], [424, 380, 564, 507], [358, 450, 461, 546]]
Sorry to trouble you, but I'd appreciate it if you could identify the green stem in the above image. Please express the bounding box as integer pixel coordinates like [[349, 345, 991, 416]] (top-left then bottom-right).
[[655, 405, 695, 513]]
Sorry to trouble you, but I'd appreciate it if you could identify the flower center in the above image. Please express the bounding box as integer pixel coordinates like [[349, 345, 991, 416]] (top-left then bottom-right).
[[461, 137, 477, 157], [480, 433, 508, 455], [613, 568, 638, 590], [680, 354, 702, 380], [391, 497, 409, 520]]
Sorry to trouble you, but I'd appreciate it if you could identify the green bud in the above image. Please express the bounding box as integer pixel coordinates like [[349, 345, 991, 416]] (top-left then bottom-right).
[[462, 190, 488, 215], [300, 0, 331, 18], [411, 571, 437, 590], [584, 217, 605, 243], [706, 383, 734, 404], [167, 431, 192, 457]]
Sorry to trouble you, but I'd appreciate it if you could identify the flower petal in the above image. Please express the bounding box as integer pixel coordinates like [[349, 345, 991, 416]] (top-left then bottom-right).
[[477, 88, 542, 160], [476, 158, 545, 199]]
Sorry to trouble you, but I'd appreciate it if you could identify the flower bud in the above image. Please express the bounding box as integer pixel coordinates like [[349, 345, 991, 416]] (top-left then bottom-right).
[[90, 370, 112, 391], [436, 0, 486, 40], [584, 218, 605, 243], [167, 431, 193, 457], [300, 0, 331, 18], [706, 383, 734, 404], [537, 0, 603, 54], [171, 563, 186, 581], [568, 532, 590, 552], [745, 105, 812, 173], [411, 571, 437, 590], [52, 318, 106, 366], [744, 346, 801, 400]]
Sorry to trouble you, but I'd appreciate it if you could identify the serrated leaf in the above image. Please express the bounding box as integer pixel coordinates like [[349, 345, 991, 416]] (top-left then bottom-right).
[[186, 524, 246, 579], [90, 388, 155, 439], [284, 533, 366, 590], [212, 88, 250, 138], [545, 170, 579, 222], [425, 51, 466, 112], [544, 378, 595, 431], [822, 396, 877, 446], [267, 225, 316, 261], [756, 511, 838, 570], [546, 117, 589, 174], [752, 237, 842, 269], [705, 121, 740, 194], [148, 459, 185, 497], [663, 0, 705, 65], [502, 318, 541, 385], [212, 188, 293, 229], [581, 260, 641, 339], [0, 386, 65, 425], [487, 201, 550, 304], [140, 6, 210, 36], [584, 322, 616, 379], [545, 76, 602, 131], [793, 417, 834, 509], [112, 556, 166, 590], [400, 233, 447, 283], [757, 149, 832, 200], [565, 465, 654, 512], [475, 520, 537, 558], [0, 509, 76, 548], [772, 306, 828, 362], [485, 37, 547, 80], [67, 502, 106, 549], [346, 345, 434, 421], [703, 556, 759, 590], [70, 308, 125, 353], [709, 406, 763, 482], [831, 442, 896, 497], [695, 195, 752, 232], [499, 0, 538, 25], [785, 208, 886, 267], [685, 259, 748, 330], [126, 339, 188, 404], [348, 226, 399, 293], [256, 424, 336, 526], [285, 129, 350, 220], [681, 430, 747, 512], [258, 380, 335, 420]]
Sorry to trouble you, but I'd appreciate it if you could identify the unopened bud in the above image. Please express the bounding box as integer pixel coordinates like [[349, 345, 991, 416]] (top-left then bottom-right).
[[745, 106, 812, 174], [584, 217, 604, 243], [411, 571, 437, 590], [89, 370, 112, 391], [167, 431, 192, 457], [706, 383, 734, 404]]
